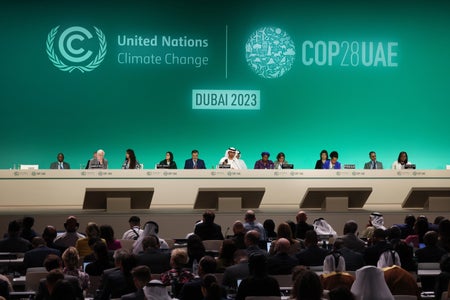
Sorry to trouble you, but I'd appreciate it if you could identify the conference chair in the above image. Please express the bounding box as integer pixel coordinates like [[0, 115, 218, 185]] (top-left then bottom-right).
[[202, 240, 223, 252], [25, 270, 48, 291]]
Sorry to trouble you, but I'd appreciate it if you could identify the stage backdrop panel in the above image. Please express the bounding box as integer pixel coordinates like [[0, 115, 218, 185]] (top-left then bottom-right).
[[1, 0, 449, 170]]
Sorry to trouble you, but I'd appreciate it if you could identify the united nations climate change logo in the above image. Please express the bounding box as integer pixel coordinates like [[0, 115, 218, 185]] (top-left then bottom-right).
[[245, 27, 295, 79], [46, 26, 107, 73]]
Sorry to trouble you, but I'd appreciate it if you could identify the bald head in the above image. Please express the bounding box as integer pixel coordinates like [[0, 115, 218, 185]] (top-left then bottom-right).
[[296, 211, 307, 223], [276, 238, 290, 254], [245, 210, 256, 222]]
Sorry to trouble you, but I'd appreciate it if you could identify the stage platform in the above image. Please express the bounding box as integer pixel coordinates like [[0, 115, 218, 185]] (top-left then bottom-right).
[[0, 169, 449, 238]]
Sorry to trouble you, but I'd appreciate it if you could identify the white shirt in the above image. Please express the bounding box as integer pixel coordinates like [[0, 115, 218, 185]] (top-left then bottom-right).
[[391, 161, 413, 170], [219, 157, 241, 169], [122, 226, 144, 240]]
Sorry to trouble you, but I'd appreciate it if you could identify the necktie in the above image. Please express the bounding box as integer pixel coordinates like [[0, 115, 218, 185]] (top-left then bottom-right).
[[372, 161, 376, 169], [59, 163, 63, 169], [193, 160, 197, 169]]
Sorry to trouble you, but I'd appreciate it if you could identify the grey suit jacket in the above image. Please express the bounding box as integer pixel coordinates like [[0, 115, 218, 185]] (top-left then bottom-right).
[[363, 161, 383, 169], [50, 161, 71, 169]]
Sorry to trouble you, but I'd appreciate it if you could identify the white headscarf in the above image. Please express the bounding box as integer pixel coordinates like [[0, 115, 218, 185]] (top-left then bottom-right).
[[143, 280, 171, 300], [133, 221, 169, 254], [370, 213, 386, 230], [313, 218, 337, 237], [323, 252, 346, 273], [377, 250, 401, 268], [351, 266, 394, 300]]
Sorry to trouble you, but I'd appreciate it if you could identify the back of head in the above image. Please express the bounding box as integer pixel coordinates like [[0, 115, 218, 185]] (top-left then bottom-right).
[[113, 248, 130, 266], [143, 221, 159, 236], [32, 237, 46, 248], [202, 274, 221, 299], [62, 247, 80, 270], [294, 270, 323, 300], [187, 234, 206, 257], [44, 254, 63, 271], [99, 224, 115, 242], [277, 222, 293, 240], [387, 226, 401, 241], [128, 216, 140, 226], [42, 225, 57, 242], [352, 266, 394, 300], [22, 216, 35, 229], [131, 265, 151, 286], [373, 228, 387, 242], [233, 249, 248, 263], [248, 253, 267, 276], [64, 216, 79, 233], [263, 219, 275, 233], [304, 230, 318, 247], [296, 211, 307, 223], [438, 219, 450, 239], [245, 230, 260, 246], [7, 220, 21, 237], [121, 252, 137, 275], [423, 231, 438, 247], [405, 215, 416, 227], [85, 222, 100, 239], [343, 221, 358, 235], [199, 256, 217, 275], [144, 280, 171, 300], [203, 210, 215, 223], [171, 248, 189, 268], [142, 235, 160, 250], [276, 238, 290, 254], [233, 221, 245, 234], [244, 210, 256, 222], [93, 241, 109, 260]]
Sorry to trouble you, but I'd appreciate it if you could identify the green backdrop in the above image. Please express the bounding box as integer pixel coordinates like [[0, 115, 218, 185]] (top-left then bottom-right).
[[1, 0, 449, 169]]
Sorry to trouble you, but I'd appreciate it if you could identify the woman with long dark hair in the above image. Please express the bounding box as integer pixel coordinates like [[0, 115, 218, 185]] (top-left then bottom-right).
[[315, 150, 328, 169], [159, 151, 177, 169], [122, 149, 141, 169]]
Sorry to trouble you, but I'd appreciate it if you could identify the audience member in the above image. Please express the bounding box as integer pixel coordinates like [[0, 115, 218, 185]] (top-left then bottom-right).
[[44, 270, 65, 298], [160, 248, 194, 298], [267, 238, 298, 275], [76, 222, 103, 257], [95, 249, 137, 300], [0, 220, 32, 252], [340, 220, 366, 253], [245, 230, 266, 256], [231, 221, 246, 249], [295, 210, 314, 240], [20, 216, 38, 242], [53, 216, 85, 249], [332, 239, 365, 272], [437, 218, 450, 252], [62, 247, 90, 291], [404, 216, 429, 248], [435, 254, 450, 300], [133, 221, 169, 254], [136, 235, 171, 274], [122, 216, 143, 240], [201, 274, 222, 300], [85, 241, 114, 276], [263, 219, 277, 240], [100, 224, 121, 251], [0, 275, 12, 300], [186, 234, 206, 270], [293, 270, 323, 300], [382, 265, 420, 298], [216, 239, 238, 273], [42, 225, 60, 251], [268, 222, 301, 256], [361, 212, 386, 240], [386, 226, 402, 248], [416, 231, 447, 264], [23, 237, 61, 270], [296, 230, 328, 266], [290, 265, 308, 300], [51, 279, 78, 300], [222, 250, 249, 289], [179, 256, 217, 300], [235, 253, 280, 300], [393, 215, 416, 239], [194, 210, 224, 241], [350, 265, 394, 300], [363, 229, 391, 266], [143, 280, 171, 300], [121, 265, 151, 300], [243, 210, 267, 241], [393, 241, 415, 271]]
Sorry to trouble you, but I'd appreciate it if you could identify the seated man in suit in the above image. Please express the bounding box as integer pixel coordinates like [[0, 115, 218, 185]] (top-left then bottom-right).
[[194, 210, 224, 241], [121, 266, 151, 300], [222, 250, 249, 289], [184, 149, 206, 169], [364, 151, 383, 169], [267, 238, 298, 275], [0, 220, 32, 253], [339, 220, 366, 253], [23, 237, 61, 270], [296, 230, 328, 267], [137, 235, 171, 274], [50, 153, 70, 169]]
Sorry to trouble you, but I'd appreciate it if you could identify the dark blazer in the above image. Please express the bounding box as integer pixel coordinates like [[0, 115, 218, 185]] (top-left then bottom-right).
[[322, 160, 341, 169], [194, 222, 224, 241], [95, 268, 135, 300], [137, 249, 171, 274], [296, 245, 328, 266], [178, 278, 202, 300], [267, 252, 298, 275], [363, 161, 383, 169], [315, 160, 324, 169], [236, 276, 280, 300], [0, 236, 32, 252], [23, 246, 61, 269], [415, 245, 447, 263], [121, 288, 146, 300], [295, 222, 314, 240], [339, 247, 365, 271], [184, 159, 206, 169], [49, 161, 71, 169], [340, 233, 366, 253], [158, 160, 177, 169], [363, 241, 391, 266], [35, 275, 83, 300], [222, 261, 249, 288]]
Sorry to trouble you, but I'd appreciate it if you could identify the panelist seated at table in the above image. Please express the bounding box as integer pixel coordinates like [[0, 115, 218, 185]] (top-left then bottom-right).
[[184, 149, 206, 169], [392, 151, 413, 170], [323, 151, 341, 169], [88, 149, 108, 169], [219, 147, 241, 169], [85, 151, 97, 169], [122, 149, 141, 169], [273, 152, 289, 169], [49, 152, 70, 169], [158, 151, 177, 169], [364, 151, 383, 169], [254, 151, 274, 169], [236, 149, 248, 169], [315, 150, 329, 169]]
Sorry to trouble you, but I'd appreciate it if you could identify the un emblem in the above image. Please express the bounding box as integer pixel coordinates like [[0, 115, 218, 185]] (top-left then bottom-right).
[[46, 26, 107, 73]]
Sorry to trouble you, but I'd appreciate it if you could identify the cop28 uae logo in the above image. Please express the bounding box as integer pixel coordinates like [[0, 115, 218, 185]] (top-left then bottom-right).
[[46, 26, 107, 73]]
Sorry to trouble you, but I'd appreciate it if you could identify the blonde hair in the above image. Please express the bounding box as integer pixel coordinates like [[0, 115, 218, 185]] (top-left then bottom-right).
[[62, 247, 80, 270], [170, 248, 188, 268]]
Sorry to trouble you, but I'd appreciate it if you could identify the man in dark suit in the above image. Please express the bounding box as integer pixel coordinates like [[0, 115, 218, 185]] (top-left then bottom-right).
[[340, 220, 366, 253], [296, 230, 328, 266], [23, 237, 61, 270], [136, 235, 171, 274], [49, 153, 70, 169], [0, 220, 32, 253], [179, 256, 217, 300], [267, 238, 298, 275], [194, 210, 224, 241], [363, 229, 391, 266], [333, 238, 365, 271], [295, 211, 314, 240], [415, 231, 447, 263], [121, 266, 151, 300], [222, 250, 249, 289], [96, 250, 137, 300], [184, 149, 206, 169], [363, 151, 383, 169]]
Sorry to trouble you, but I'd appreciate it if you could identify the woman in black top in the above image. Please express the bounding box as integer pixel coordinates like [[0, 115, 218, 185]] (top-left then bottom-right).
[[315, 150, 328, 169], [159, 151, 177, 169]]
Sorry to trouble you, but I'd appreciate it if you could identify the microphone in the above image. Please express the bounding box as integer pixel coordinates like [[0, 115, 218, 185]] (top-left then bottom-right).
[[223, 159, 228, 165]]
